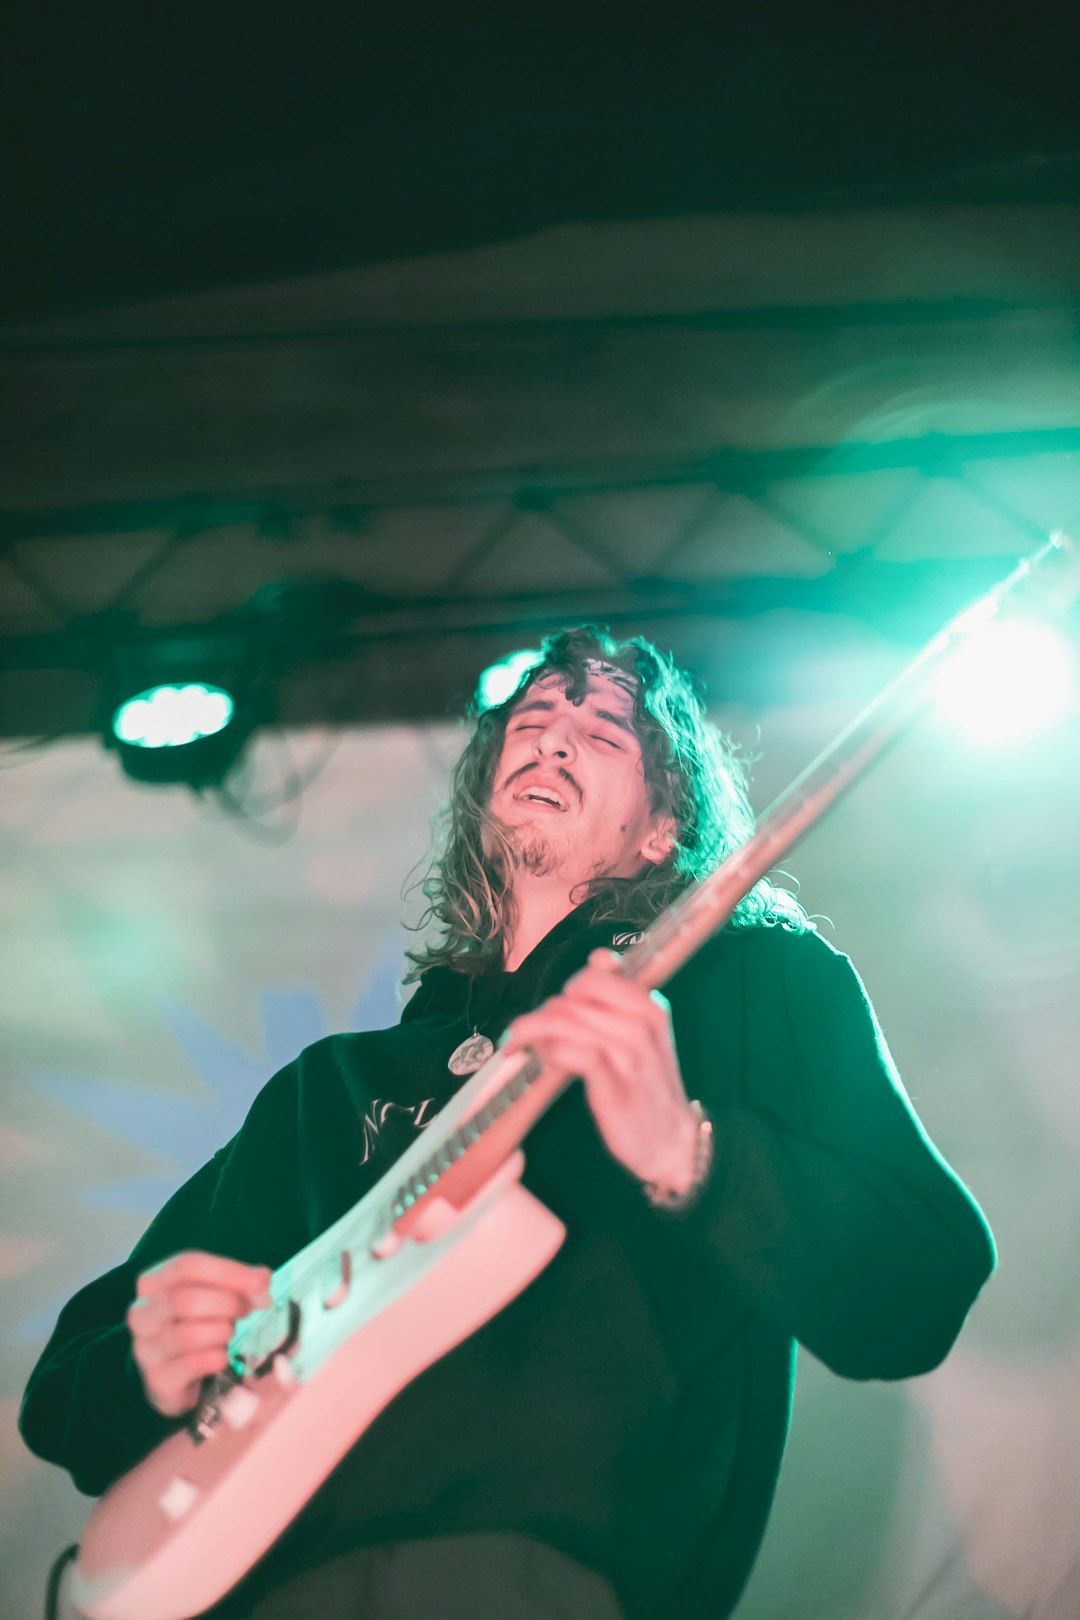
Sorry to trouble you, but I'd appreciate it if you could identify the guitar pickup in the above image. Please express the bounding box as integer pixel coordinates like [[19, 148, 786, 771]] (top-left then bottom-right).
[[249, 1297, 302, 1377]]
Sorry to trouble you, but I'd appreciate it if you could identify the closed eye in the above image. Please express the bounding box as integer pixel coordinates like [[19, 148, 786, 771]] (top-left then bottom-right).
[[512, 723, 622, 748]]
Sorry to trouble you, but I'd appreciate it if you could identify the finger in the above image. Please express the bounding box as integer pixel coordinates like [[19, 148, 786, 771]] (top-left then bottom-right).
[[584, 947, 624, 973], [563, 964, 671, 1021], [136, 1252, 271, 1300], [134, 1316, 238, 1367], [499, 1024, 640, 1087], [510, 1039, 599, 1087], [501, 1028, 629, 1094], [127, 1285, 256, 1337], [560, 987, 671, 1049], [506, 997, 667, 1064], [168, 1284, 262, 1322], [147, 1346, 235, 1413]]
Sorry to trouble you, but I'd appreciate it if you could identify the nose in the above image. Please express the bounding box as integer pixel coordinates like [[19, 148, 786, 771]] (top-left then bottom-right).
[[534, 720, 575, 761]]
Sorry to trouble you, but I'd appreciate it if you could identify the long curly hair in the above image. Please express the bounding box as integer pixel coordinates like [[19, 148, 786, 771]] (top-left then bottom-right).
[[403, 626, 808, 980]]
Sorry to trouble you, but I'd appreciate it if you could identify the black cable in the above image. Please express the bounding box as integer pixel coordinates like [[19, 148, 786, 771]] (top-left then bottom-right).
[[43, 1544, 78, 1620], [194, 726, 345, 843], [205, 775, 302, 845], [0, 730, 67, 768], [225, 726, 343, 816]]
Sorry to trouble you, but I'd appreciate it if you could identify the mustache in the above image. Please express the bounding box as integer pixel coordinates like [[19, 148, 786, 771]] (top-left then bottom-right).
[[502, 763, 582, 804]]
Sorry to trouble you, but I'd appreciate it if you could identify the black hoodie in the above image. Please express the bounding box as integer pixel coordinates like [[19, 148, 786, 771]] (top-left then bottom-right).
[[20, 904, 996, 1619]]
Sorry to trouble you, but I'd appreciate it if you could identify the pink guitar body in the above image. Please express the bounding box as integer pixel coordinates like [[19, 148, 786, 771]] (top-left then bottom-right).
[[69, 1150, 564, 1620]]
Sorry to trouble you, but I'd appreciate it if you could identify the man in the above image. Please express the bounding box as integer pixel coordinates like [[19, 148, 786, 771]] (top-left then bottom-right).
[[21, 627, 997, 1620]]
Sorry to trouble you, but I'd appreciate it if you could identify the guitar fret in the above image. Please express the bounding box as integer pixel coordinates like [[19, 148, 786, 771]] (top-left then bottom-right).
[[386, 1050, 546, 1226]]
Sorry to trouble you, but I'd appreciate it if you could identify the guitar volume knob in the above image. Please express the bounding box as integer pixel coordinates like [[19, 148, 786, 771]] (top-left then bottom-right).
[[158, 1475, 198, 1522], [219, 1383, 261, 1430]]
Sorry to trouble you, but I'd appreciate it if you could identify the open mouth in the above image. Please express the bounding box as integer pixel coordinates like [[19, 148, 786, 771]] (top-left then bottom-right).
[[513, 786, 569, 811]]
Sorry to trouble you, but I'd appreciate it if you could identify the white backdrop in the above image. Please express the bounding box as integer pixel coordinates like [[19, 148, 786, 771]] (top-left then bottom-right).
[[2, 696, 1078, 1619]]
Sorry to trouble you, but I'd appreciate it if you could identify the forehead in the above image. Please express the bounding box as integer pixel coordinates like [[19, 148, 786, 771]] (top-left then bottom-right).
[[521, 663, 638, 711]]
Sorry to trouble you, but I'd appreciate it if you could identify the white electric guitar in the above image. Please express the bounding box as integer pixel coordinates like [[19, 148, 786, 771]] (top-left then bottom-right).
[[65, 537, 1075, 1620]]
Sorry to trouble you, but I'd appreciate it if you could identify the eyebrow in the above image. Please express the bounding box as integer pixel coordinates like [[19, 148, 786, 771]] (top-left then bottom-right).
[[510, 697, 637, 738]]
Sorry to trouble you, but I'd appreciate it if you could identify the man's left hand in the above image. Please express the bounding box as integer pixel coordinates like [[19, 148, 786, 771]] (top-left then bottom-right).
[[497, 948, 698, 1194]]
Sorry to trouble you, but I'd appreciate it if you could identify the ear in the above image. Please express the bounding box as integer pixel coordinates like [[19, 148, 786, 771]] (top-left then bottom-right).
[[638, 814, 678, 868]]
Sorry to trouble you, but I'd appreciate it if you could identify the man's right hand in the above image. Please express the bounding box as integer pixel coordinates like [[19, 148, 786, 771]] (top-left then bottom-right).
[[127, 1251, 273, 1418]]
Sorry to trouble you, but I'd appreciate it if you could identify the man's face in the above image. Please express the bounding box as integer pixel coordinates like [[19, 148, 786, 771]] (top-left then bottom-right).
[[488, 665, 673, 883]]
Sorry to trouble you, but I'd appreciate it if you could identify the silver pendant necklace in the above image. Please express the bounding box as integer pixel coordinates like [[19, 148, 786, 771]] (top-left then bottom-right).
[[447, 971, 499, 1076], [447, 1029, 496, 1076]]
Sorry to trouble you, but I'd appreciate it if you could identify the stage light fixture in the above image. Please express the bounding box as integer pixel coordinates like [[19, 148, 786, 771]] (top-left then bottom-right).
[[475, 648, 543, 711], [112, 683, 235, 749], [104, 656, 259, 789], [933, 617, 1077, 743]]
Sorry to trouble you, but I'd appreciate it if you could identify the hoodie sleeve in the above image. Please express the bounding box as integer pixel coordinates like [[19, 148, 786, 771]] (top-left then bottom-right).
[[18, 1058, 307, 1496], [674, 925, 997, 1381]]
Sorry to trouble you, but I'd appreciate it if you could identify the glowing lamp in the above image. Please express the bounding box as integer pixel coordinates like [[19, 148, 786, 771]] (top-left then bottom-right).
[[475, 648, 543, 712], [933, 618, 1077, 743], [106, 672, 254, 788], [112, 683, 235, 749]]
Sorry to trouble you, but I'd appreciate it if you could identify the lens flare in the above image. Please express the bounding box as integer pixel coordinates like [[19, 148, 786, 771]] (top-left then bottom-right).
[[476, 649, 543, 711], [933, 619, 1077, 743]]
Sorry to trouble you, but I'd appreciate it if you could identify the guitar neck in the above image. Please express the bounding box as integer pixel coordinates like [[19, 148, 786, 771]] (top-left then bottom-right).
[[240, 532, 1076, 1355], [394, 532, 1078, 1228]]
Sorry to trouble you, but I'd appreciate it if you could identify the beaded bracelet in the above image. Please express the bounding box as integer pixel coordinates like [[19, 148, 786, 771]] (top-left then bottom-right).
[[643, 1100, 714, 1213]]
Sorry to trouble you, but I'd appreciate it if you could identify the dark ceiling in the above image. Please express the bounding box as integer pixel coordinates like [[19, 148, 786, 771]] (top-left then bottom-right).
[[2, 4, 1079, 757], [5, 2, 1079, 322]]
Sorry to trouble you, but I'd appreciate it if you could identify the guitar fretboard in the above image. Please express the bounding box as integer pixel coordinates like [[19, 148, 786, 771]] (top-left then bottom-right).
[[390, 1049, 545, 1219]]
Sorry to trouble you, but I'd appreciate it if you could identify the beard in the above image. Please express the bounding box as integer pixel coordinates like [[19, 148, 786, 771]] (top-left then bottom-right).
[[514, 824, 564, 877], [485, 808, 614, 885], [485, 811, 567, 877]]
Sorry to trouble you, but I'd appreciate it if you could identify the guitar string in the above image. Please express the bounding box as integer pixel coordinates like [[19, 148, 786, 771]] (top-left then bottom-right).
[[212, 536, 1062, 1369], [226, 958, 532, 1366], [227, 1042, 544, 1368], [226, 915, 701, 1371], [226, 892, 732, 1370]]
